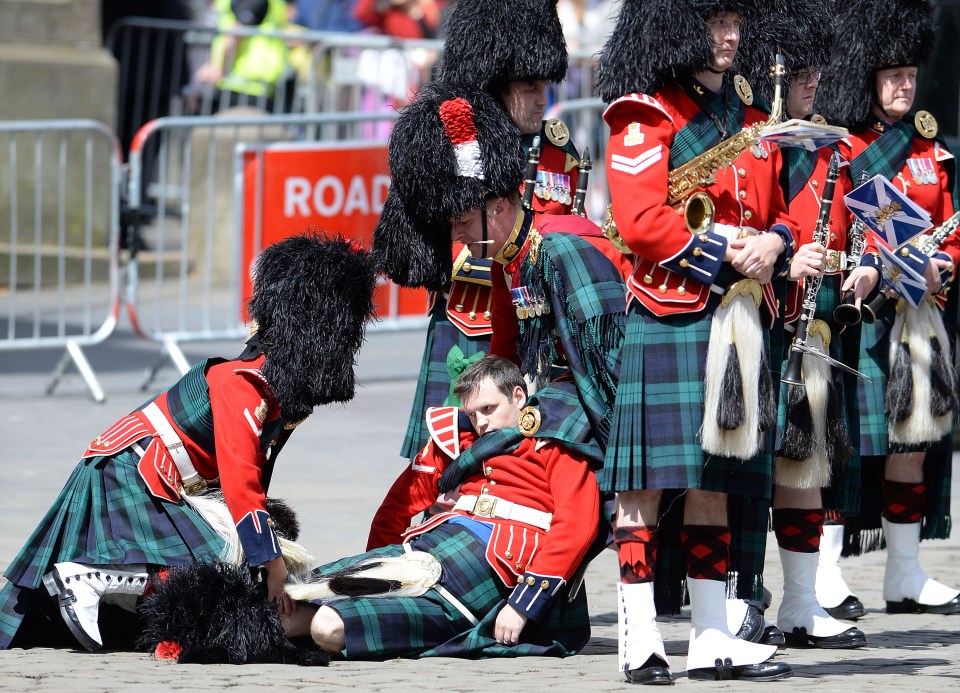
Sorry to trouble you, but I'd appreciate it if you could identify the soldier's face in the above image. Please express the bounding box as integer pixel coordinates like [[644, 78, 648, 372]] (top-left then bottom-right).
[[500, 80, 549, 134], [450, 197, 516, 261], [461, 379, 526, 436], [706, 13, 741, 72], [787, 67, 821, 118], [874, 66, 917, 120]]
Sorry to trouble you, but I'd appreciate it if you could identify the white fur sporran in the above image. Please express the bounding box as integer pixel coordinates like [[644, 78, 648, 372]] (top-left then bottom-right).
[[774, 329, 832, 489], [888, 301, 954, 445], [701, 291, 764, 460]]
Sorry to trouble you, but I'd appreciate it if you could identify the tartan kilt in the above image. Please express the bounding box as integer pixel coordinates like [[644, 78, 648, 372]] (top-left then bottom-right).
[[0, 449, 224, 649], [601, 303, 775, 500], [775, 276, 862, 515], [400, 304, 490, 460], [314, 522, 589, 659], [855, 306, 892, 456]]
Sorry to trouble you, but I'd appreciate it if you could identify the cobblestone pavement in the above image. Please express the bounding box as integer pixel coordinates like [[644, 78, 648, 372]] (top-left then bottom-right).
[[1, 329, 959, 691]]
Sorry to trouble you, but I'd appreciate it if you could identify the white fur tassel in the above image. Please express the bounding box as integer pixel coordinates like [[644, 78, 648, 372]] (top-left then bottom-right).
[[774, 331, 832, 489], [889, 301, 954, 445], [702, 293, 763, 460], [285, 551, 442, 602], [182, 492, 318, 578]]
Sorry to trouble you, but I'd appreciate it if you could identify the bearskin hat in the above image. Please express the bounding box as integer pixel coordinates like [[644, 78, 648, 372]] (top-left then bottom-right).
[[816, 0, 936, 130], [737, 0, 833, 108], [372, 83, 524, 291], [435, 0, 567, 92], [247, 232, 376, 422], [596, 0, 759, 102], [137, 562, 328, 665]]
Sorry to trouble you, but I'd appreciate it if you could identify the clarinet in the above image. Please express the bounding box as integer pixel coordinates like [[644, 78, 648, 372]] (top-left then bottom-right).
[[783, 152, 842, 386], [570, 147, 591, 217], [863, 209, 960, 318], [834, 171, 871, 326], [521, 136, 542, 212]]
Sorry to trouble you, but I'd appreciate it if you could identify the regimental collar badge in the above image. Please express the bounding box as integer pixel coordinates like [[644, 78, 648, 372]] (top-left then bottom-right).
[[811, 114, 827, 125], [733, 75, 753, 106], [518, 405, 542, 438], [915, 110, 938, 139], [544, 118, 570, 147]]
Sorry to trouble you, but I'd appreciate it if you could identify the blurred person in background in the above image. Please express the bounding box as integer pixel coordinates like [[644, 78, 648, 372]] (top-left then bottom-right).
[[195, 0, 299, 113]]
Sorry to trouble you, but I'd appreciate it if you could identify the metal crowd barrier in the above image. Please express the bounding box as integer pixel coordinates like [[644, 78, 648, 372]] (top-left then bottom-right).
[[105, 18, 601, 156], [125, 111, 424, 390], [106, 19, 444, 152], [0, 120, 123, 402]]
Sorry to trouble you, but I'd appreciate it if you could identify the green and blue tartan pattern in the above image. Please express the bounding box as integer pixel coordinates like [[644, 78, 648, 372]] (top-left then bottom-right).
[[400, 304, 490, 460], [0, 450, 225, 649], [601, 304, 776, 499], [668, 79, 747, 170], [314, 522, 589, 659], [440, 232, 625, 493]]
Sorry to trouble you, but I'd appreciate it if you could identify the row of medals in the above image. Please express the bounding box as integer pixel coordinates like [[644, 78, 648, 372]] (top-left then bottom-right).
[[907, 157, 938, 185], [511, 286, 551, 319], [534, 172, 572, 205]]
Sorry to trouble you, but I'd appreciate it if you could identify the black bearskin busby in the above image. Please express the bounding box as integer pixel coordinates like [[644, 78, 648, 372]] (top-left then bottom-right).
[[372, 83, 524, 291], [247, 232, 376, 423], [816, 0, 935, 129], [137, 562, 328, 665], [435, 0, 568, 92], [737, 0, 833, 108], [596, 0, 758, 102]]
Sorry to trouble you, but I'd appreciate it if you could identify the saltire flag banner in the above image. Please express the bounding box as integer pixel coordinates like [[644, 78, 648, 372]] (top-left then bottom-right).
[[844, 174, 932, 247], [876, 243, 928, 308]]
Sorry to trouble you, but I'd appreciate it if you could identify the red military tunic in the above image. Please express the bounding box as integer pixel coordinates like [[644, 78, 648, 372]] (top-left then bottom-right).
[[83, 355, 285, 566], [603, 84, 798, 323], [367, 406, 599, 621]]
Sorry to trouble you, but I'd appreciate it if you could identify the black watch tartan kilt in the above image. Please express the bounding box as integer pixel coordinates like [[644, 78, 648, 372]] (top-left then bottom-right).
[[601, 301, 781, 611], [843, 302, 954, 553], [0, 449, 226, 649], [312, 521, 590, 659]]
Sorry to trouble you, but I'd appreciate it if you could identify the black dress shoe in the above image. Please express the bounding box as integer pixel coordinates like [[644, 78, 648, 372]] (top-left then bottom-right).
[[688, 657, 793, 682], [783, 625, 867, 649], [886, 595, 960, 614], [626, 654, 673, 685], [759, 625, 785, 647], [825, 595, 866, 620], [735, 604, 765, 643]]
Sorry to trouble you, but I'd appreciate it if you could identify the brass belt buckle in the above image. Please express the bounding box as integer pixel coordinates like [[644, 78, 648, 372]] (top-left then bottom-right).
[[826, 250, 841, 271], [182, 478, 208, 495], [474, 496, 497, 517]]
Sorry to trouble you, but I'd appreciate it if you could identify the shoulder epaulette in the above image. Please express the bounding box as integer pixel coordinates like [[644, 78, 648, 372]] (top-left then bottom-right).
[[603, 93, 673, 123], [425, 406, 461, 459]]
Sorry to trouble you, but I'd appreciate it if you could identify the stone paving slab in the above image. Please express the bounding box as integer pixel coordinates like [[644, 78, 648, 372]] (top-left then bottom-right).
[[1, 329, 959, 691]]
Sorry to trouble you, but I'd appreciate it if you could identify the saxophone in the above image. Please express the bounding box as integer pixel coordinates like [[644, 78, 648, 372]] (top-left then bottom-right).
[[603, 55, 787, 252]]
